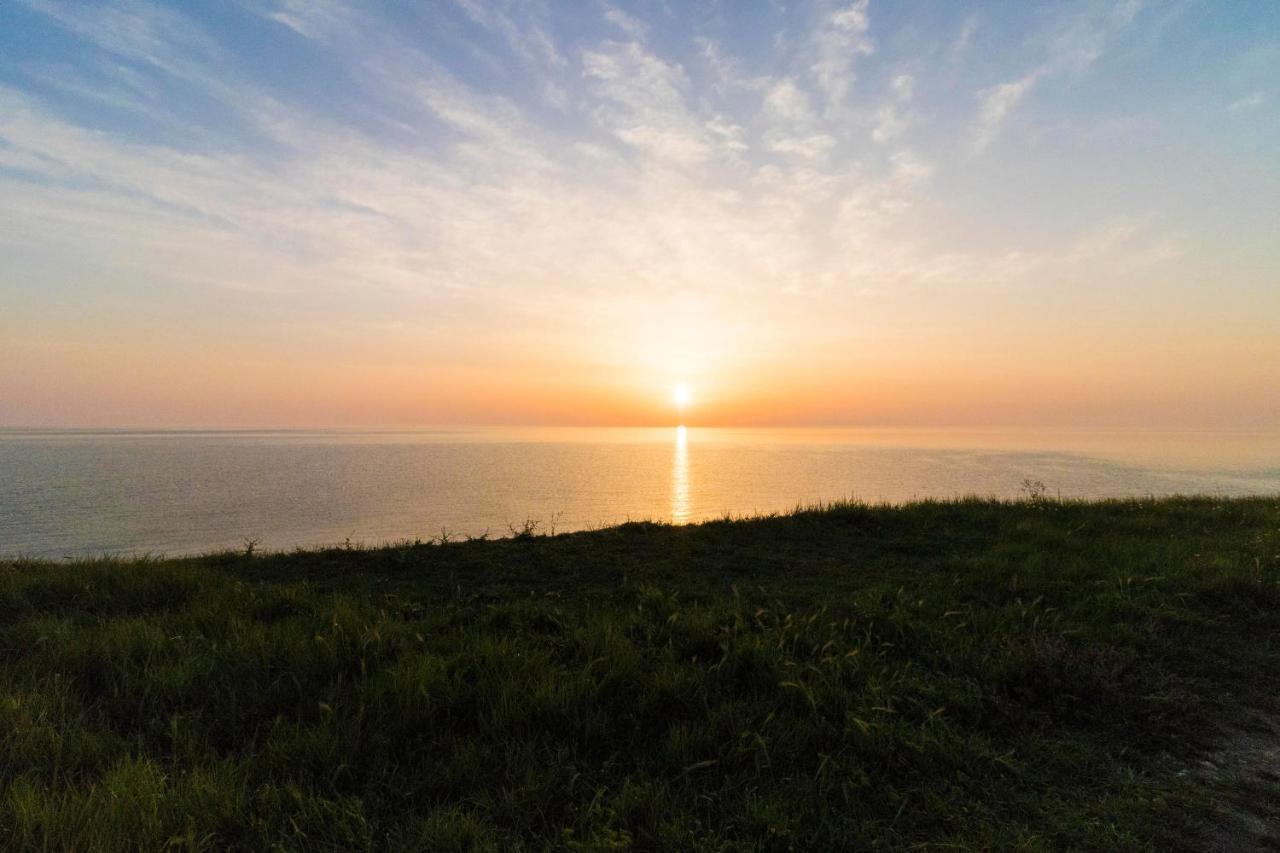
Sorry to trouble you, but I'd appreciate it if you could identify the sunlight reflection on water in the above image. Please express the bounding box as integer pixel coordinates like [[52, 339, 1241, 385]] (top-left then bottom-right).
[[672, 425, 690, 524], [1, 427, 1277, 557]]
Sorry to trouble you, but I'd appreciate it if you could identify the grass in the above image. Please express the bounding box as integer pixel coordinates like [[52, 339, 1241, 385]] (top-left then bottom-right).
[[2, 496, 1280, 850]]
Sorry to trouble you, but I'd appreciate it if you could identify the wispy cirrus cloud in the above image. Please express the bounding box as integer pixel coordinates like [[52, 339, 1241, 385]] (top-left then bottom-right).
[[871, 73, 914, 143], [970, 0, 1144, 154], [254, 0, 357, 43], [971, 69, 1045, 154], [455, 0, 566, 70], [602, 3, 648, 40], [809, 0, 874, 114], [1227, 90, 1265, 112], [583, 41, 721, 167]]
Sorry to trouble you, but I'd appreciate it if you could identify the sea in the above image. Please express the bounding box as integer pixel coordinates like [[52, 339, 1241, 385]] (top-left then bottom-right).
[[1, 427, 1278, 558]]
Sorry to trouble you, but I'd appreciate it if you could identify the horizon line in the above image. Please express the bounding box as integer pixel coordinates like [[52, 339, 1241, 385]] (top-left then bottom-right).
[[2, 424, 1278, 434]]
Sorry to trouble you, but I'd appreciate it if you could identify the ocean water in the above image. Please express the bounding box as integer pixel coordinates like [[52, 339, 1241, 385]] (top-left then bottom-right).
[[0, 427, 1277, 558]]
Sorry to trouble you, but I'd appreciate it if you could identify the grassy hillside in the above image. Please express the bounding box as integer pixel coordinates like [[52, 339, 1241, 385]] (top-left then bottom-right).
[[2, 497, 1279, 850]]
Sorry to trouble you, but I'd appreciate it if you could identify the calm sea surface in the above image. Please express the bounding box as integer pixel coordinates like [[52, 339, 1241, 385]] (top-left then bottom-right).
[[1, 427, 1278, 558]]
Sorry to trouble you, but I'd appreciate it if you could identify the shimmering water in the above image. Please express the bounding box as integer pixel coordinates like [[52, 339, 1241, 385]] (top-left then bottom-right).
[[1, 427, 1277, 557]]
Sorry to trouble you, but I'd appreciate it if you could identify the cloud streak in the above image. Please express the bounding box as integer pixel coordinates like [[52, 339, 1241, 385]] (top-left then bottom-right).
[[970, 1, 1144, 153]]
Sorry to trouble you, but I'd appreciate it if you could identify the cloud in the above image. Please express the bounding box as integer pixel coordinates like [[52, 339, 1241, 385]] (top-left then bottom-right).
[[583, 41, 717, 166], [969, 1, 1144, 154], [602, 4, 648, 40], [256, 0, 358, 43], [696, 37, 771, 93], [16, 58, 163, 120], [1062, 215, 1185, 272], [763, 79, 815, 123], [767, 134, 836, 159], [1228, 91, 1265, 112], [810, 0, 874, 113], [890, 73, 914, 101], [705, 115, 749, 154], [951, 15, 979, 57], [14, 0, 246, 112], [871, 73, 914, 143], [971, 69, 1044, 154], [889, 150, 934, 183], [455, 0, 566, 69]]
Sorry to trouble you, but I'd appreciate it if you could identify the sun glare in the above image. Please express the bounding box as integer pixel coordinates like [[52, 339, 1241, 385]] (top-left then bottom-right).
[[673, 384, 692, 410]]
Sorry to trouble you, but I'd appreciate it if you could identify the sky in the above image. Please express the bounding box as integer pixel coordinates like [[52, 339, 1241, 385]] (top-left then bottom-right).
[[0, 0, 1277, 429]]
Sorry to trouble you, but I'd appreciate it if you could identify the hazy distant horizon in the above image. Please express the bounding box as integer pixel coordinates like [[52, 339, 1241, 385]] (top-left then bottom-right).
[[5, 419, 1280, 432], [5, 423, 1278, 469]]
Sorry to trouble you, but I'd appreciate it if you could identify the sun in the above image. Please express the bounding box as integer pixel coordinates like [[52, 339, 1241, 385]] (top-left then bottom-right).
[[673, 383, 692, 410]]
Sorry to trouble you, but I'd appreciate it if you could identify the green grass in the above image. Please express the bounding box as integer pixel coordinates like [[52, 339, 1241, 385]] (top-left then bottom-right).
[[2, 496, 1280, 850]]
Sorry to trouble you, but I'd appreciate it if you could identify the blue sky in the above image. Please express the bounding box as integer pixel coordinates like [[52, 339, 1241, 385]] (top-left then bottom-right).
[[1, 1, 1277, 427]]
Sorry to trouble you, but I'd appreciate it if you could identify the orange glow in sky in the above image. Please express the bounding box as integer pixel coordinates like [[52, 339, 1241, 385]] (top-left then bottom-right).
[[1, 2, 1278, 430]]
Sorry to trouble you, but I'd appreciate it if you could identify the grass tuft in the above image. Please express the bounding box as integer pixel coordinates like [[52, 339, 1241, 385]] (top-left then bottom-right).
[[1, 496, 1278, 849]]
